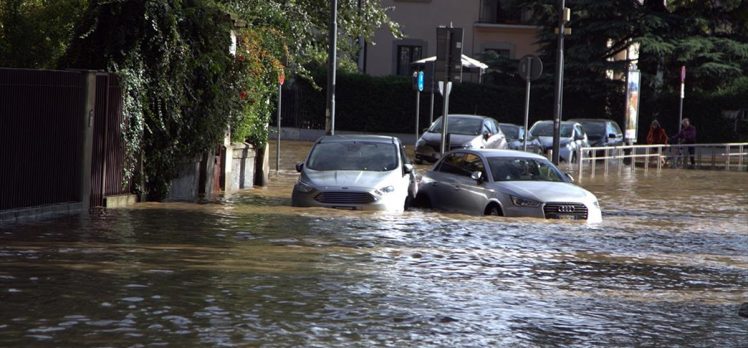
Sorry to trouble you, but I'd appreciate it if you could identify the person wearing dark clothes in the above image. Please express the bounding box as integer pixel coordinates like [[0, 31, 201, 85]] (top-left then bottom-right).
[[674, 118, 697, 167]]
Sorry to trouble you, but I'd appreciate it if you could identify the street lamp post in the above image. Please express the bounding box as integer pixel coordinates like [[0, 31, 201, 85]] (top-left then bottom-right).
[[325, 0, 338, 135], [551, 0, 568, 165]]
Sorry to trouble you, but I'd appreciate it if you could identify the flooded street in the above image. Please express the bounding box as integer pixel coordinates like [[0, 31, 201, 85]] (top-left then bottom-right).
[[1, 140, 747, 347]]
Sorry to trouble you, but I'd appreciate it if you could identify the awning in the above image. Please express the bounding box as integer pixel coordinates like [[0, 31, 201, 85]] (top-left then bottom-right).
[[410, 54, 489, 70]]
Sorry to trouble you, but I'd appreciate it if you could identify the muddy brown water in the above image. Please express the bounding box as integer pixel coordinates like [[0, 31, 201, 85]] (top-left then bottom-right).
[[1, 140, 746, 347]]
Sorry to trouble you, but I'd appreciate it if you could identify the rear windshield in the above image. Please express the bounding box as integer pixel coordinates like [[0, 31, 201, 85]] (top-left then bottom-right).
[[428, 117, 483, 135], [307, 142, 398, 171], [530, 123, 572, 138], [499, 125, 519, 140]]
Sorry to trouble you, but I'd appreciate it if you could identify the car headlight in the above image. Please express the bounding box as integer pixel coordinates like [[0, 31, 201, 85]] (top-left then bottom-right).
[[511, 196, 541, 207], [295, 181, 314, 193], [592, 199, 600, 208], [376, 185, 395, 195]]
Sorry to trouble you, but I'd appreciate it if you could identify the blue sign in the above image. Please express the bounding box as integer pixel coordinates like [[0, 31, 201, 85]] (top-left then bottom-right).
[[417, 71, 424, 92]]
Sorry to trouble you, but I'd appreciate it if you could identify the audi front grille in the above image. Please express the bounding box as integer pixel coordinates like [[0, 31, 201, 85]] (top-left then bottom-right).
[[543, 202, 588, 220], [315, 192, 375, 205]]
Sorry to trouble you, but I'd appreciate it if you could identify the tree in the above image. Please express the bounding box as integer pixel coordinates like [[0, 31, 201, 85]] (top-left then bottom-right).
[[0, 0, 88, 68]]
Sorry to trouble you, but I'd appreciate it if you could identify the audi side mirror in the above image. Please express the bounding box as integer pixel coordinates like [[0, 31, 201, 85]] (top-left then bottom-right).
[[295, 162, 304, 172], [403, 163, 414, 174]]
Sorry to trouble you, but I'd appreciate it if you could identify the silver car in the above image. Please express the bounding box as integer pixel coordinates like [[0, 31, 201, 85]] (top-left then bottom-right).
[[416, 149, 602, 223], [292, 135, 417, 211], [498, 122, 545, 155], [528, 120, 590, 163], [415, 114, 507, 163]]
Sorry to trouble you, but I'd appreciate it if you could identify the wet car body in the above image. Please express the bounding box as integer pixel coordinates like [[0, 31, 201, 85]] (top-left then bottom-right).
[[292, 135, 417, 212], [498, 122, 545, 154], [528, 120, 590, 163], [416, 149, 602, 223], [415, 114, 508, 163]]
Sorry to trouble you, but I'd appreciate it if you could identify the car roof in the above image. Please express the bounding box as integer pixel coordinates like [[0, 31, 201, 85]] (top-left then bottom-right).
[[532, 120, 580, 125], [568, 118, 615, 123], [445, 114, 494, 120], [450, 148, 548, 160], [315, 134, 399, 144]]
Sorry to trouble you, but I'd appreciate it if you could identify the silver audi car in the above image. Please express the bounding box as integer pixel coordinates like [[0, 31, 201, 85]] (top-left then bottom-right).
[[416, 149, 602, 223], [292, 135, 417, 211]]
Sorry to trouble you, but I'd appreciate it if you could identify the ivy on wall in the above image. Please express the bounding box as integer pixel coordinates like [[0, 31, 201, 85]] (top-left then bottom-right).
[[63, 0, 285, 200]]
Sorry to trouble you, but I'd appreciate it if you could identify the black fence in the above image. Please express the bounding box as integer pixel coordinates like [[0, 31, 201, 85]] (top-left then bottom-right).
[[1, 69, 85, 210], [0, 68, 130, 212]]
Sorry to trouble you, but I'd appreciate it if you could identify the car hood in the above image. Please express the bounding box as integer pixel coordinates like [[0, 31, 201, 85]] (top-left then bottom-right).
[[490, 181, 595, 203], [421, 132, 478, 146], [302, 169, 399, 189]]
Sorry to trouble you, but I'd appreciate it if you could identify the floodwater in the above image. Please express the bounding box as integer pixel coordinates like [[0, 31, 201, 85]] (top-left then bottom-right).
[[1, 140, 747, 347]]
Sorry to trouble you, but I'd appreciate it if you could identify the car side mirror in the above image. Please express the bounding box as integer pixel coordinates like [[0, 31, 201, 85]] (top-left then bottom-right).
[[564, 172, 575, 183], [608, 133, 616, 139], [403, 163, 414, 174], [295, 162, 304, 172], [483, 132, 491, 140], [471, 171, 483, 183]]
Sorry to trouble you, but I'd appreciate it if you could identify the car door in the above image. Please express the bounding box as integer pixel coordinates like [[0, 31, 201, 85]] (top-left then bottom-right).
[[424, 152, 464, 211], [450, 153, 492, 214]]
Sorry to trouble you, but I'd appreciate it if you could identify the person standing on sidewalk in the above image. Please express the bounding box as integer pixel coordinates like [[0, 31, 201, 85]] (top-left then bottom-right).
[[674, 118, 697, 167], [646, 120, 669, 166]]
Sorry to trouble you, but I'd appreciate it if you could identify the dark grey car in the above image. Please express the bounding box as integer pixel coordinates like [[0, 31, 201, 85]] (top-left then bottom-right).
[[568, 118, 624, 149], [415, 114, 508, 163], [498, 123, 545, 155]]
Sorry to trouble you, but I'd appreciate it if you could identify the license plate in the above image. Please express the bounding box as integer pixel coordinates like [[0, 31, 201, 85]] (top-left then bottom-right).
[[558, 214, 577, 220]]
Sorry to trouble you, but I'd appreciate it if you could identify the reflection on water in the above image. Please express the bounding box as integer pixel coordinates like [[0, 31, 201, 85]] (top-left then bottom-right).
[[1, 140, 747, 347]]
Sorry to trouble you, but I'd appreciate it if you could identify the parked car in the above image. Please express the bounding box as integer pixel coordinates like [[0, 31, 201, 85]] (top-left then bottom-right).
[[528, 120, 590, 163], [568, 118, 624, 155], [292, 135, 417, 211], [415, 114, 508, 163], [416, 149, 602, 223], [498, 122, 545, 154]]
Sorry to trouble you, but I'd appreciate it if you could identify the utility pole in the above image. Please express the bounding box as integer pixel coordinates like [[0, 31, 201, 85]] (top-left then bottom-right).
[[325, 0, 338, 135], [551, 0, 569, 165]]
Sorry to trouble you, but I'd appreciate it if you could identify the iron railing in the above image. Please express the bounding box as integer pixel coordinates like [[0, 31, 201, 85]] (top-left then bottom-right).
[[569, 143, 748, 177]]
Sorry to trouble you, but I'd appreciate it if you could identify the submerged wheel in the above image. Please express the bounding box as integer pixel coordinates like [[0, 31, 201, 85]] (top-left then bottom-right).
[[413, 193, 431, 209], [485, 204, 503, 216]]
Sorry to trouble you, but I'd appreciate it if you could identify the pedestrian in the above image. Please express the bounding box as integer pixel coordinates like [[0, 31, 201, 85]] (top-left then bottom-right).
[[646, 120, 668, 145], [646, 120, 669, 166], [674, 118, 697, 167]]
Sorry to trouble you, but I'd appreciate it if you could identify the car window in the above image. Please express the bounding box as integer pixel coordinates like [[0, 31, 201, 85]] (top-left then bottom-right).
[[435, 152, 484, 178], [486, 120, 498, 135], [307, 142, 398, 171], [488, 157, 567, 182]]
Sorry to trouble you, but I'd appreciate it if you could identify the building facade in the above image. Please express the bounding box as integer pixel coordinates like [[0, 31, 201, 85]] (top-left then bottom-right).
[[364, 0, 542, 77]]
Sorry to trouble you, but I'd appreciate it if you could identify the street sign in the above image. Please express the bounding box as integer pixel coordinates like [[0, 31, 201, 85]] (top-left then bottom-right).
[[519, 55, 543, 81], [435, 27, 463, 82], [417, 71, 424, 92]]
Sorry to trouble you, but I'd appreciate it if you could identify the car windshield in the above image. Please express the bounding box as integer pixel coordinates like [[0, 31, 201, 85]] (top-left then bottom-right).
[[306, 141, 398, 171], [488, 157, 567, 182], [428, 117, 483, 135], [529, 122, 573, 138], [499, 125, 520, 140]]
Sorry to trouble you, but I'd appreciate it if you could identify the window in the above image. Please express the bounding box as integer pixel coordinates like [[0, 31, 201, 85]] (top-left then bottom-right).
[[396, 45, 423, 76], [436, 152, 485, 178]]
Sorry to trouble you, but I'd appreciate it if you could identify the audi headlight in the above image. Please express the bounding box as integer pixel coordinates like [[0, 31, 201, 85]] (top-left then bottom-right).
[[511, 196, 541, 207], [295, 181, 314, 193]]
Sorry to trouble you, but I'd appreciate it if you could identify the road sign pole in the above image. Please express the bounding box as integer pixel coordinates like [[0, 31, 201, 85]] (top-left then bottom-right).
[[678, 65, 685, 131], [276, 82, 282, 173], [415, 90, 420, 142], [523, 78, 531, 152], [440, 81, 451, 155], [551, 0, 567, 165]]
